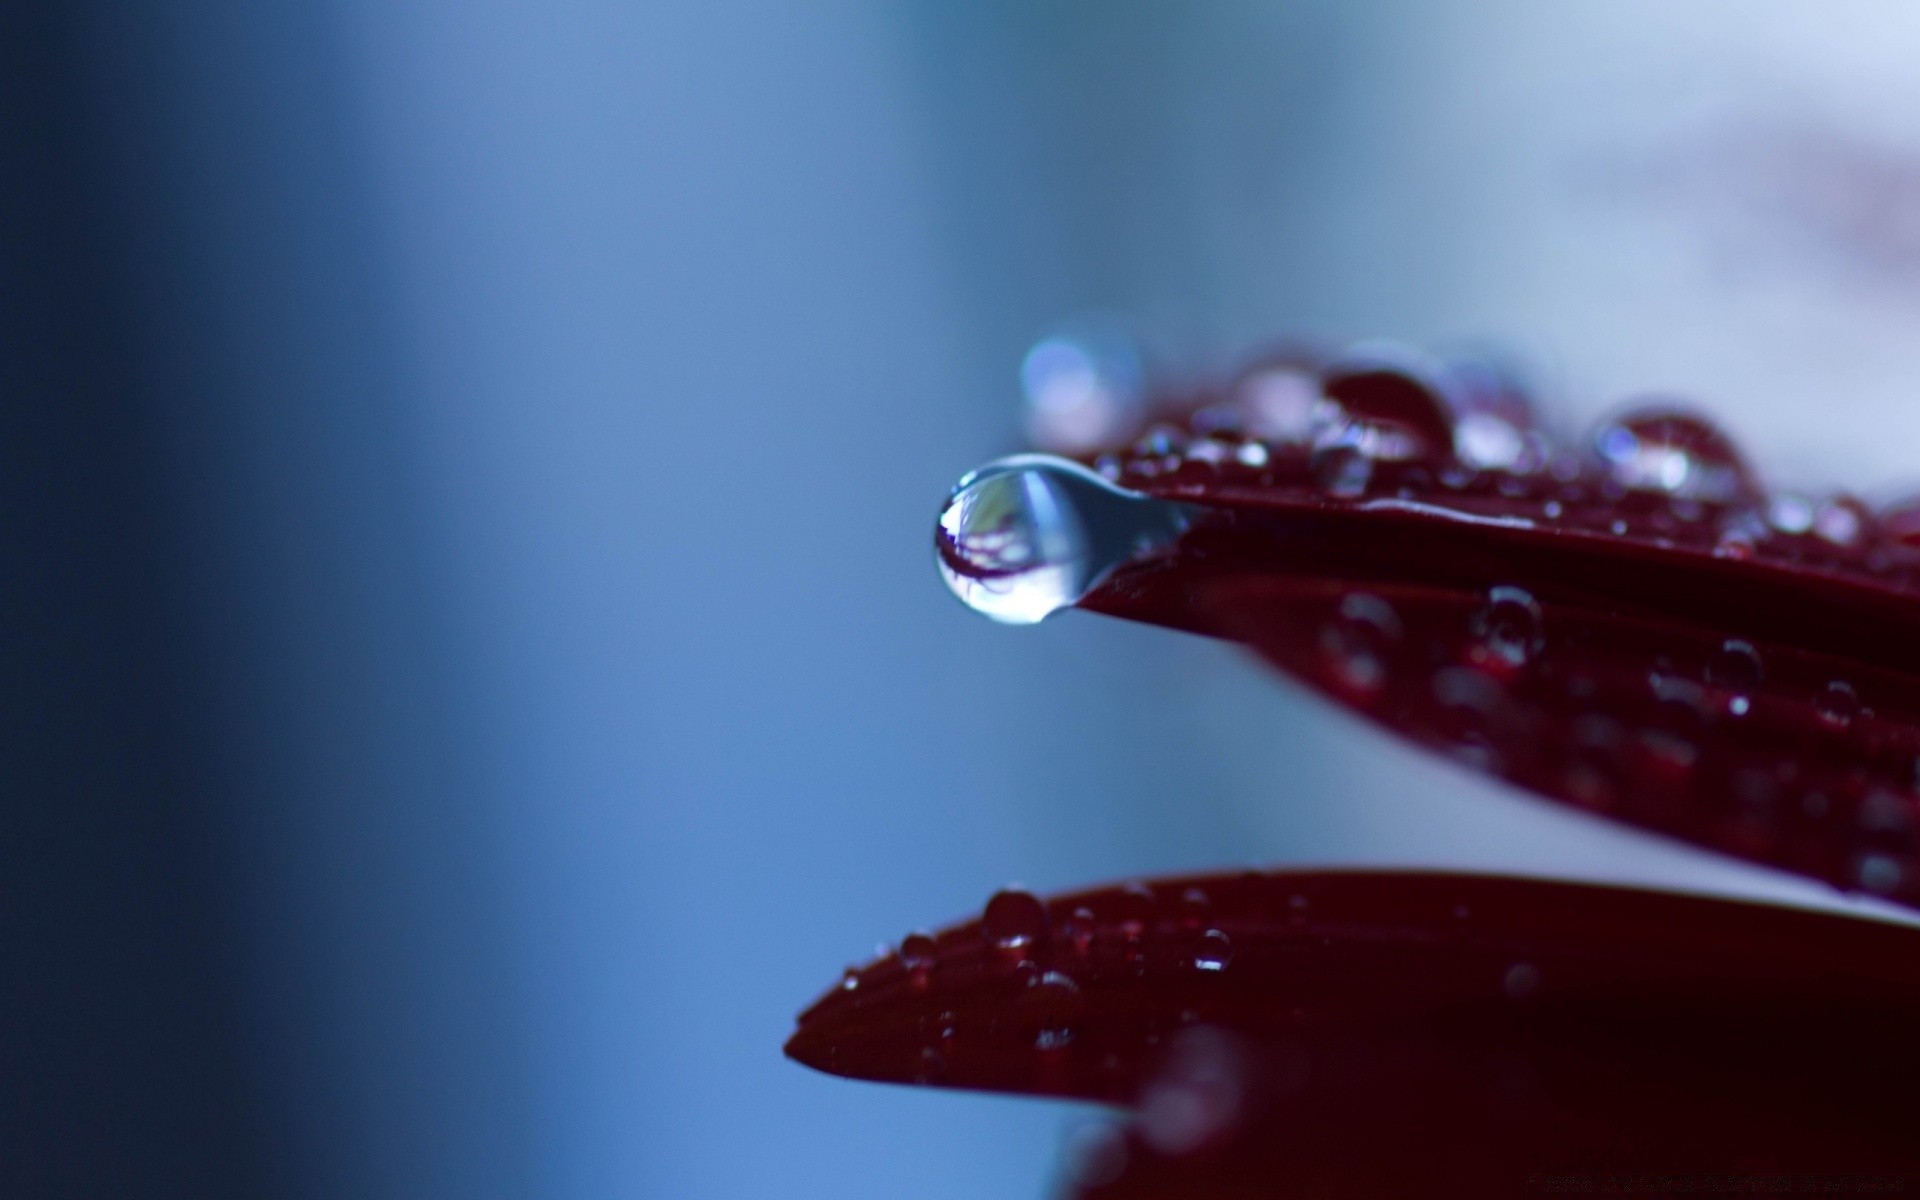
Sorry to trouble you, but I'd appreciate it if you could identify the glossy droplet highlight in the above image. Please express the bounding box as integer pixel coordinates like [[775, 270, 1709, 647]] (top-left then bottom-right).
[[935, 455, 1194, 624], [1026, 970, 1083, 1050], [982, 888, 1050, 955], [1469, 585, 1545, 672], [1194, 929, 1233, 972], [1592, 409, 1755, 504]]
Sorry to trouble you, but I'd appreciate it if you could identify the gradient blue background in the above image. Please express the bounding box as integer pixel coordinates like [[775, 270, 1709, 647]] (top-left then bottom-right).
[[9, 3, 1920, 1197]]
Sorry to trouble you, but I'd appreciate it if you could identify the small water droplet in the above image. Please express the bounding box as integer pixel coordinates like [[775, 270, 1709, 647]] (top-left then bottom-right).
[[1542, 499, 1564, 520], [1593, 409, 1755, 503], [840, 968, 860, 992], [1454, 411, 1527, 471], [1061, 907, 1096, 954], [1503, 962, 1542, 1000], [1769, 492, 1815, 535], [1815, 495, 1871, 547], [1816, 680, 1861, 728], [1194, 929, 1233, 972], [1610, 518, 1630, 535], [1319, 592, 1403, 695], [1176, 887, 1211, 928], [1234, 440, 1270, 468], [900, 932, 937, 987], [936, 455, 1195, 624], [1020, 325, 1145, 454], [1469, 585, 1545, 673], [1321, 349, 1455, 463], [982, 888, 1050, 955], [1728, 695, 1751, 717], [1027, 971, 1083, 1050], [1113, 883, 1156, 944], [1708, 638, 1764, 691]]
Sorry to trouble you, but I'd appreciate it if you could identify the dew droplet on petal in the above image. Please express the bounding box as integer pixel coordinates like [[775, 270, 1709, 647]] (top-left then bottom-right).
[[1592, 408, 1755, 504], [982, 888, 1050, 955], [1321, 347, 1455, 464], [1194, 929, 1233, 972], [1769, 492, 1816, 535], [1026, 971, 1083, 1050], [1814, 495, 1872, 548], [1707, 638, 1764, 691], [1061, 907, 1096, 955], [935, 455, 1195, 624], [1468, 585, 1545, 673], [899, 932, 937, 987]]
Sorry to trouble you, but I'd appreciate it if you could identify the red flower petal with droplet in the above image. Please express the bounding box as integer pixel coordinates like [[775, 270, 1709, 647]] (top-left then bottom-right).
[[800, 344, 1920, 1195]]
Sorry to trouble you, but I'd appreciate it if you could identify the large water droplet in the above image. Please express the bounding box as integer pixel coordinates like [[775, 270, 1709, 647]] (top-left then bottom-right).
[[982, 887, 1050, 955], [935, 455, 1196, 624], [1469, 585, 1545, 673], [1019, 324, 1145, 454], [1592, 409, 1755, 504], [1320, 347, 1455, 464]]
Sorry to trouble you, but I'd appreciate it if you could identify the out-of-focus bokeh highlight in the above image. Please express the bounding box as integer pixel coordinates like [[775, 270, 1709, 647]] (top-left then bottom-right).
[[10, 2, 1920, 1196]]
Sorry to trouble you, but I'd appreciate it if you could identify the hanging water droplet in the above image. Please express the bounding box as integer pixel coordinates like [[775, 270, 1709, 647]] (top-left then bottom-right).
[[1194, 929, 1233, 972], [1469, 585, 1545, 673], [1019, 324, 1145, 454], [935, 455, 1197, 624], [1592, 409, 1755, 504], [982, 887, 1050, 955], [1319, 592, 1403, 695], [1816, 680, 1861, 728]]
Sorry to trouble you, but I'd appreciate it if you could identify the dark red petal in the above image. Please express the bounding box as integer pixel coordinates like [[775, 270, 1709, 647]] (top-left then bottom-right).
[[1057, 372, 1920, 907], [786, 873, 1920, 1128]]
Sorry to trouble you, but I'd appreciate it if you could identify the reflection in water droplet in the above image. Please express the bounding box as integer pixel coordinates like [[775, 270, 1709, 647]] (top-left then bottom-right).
[[1194, 929, 1233, 972], [1708, 639, 1764, 691], [1319, 592, 1403, 695], [1816, 680, 1861, 728], [935, 455, 1196, 624], [1593, 410, 1754, 503], [1020, 326, 1144, 454], [1470, 585, 1545, 672], [982, 888, 1050, 955]]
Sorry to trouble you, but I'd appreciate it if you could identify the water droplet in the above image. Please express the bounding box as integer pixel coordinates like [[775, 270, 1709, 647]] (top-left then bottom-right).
[[1321, 348, 1455, 463], [1194, 929, 1233, 972], [1816, 680, 1861, 728], [1728, 695, 1751, 717], [1454, 412, 1527, 471], [936, 455, 1196, 624], [1769, 492, 1816, 535], [1503, 962, 1542, 1000], [1610, 518, 1630, 536], [1469, 585, 1545, 673], [1592, 409, 1755, 504], [900, 932, 937, 987], [1026, 971, 1083, 1050], [1019, 325, 1144, 454], [1175, 887, 1211, 927], [1815, 495, 1872, 548], [1230, 363, 1333, 443], [982, 888, 1050, 955], [1061, 906, 1096, 954], [1319, 592, 1403, 695], [840, 968, 860, 992], [1708, 639, 1764, 692], [1542, 499, 1564, 519], [1234, 440, 1270, 468]]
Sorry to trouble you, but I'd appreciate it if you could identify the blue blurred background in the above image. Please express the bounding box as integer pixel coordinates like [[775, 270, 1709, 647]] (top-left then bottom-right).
[[11, 2, 1920, 1196]]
